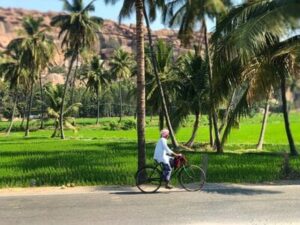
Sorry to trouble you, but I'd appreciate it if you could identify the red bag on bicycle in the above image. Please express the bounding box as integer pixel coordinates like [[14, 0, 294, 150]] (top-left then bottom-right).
[[174, 155, 187, 168]]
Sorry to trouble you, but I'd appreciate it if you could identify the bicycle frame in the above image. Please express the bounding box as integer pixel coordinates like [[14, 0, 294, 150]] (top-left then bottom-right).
[[153, 161, 187, 181]]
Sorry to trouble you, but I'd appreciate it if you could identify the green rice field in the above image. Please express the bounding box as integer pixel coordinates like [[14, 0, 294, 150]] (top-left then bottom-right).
[[0, 113, 299, 188]]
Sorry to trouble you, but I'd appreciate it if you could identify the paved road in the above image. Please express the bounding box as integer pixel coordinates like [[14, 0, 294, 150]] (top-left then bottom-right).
[[0, 183, 300, 225]]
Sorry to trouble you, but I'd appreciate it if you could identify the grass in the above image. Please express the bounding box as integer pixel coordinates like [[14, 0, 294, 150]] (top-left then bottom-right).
[[0, 113, 300, 188]]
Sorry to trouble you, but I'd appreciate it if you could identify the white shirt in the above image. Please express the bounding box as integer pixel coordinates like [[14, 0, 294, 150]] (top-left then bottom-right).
[[153, 137, 174, 165]]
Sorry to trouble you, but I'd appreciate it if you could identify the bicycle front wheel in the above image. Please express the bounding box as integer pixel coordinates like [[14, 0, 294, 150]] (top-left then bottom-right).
[[135, 166, 162, 193], [179, 165, 205, 191]]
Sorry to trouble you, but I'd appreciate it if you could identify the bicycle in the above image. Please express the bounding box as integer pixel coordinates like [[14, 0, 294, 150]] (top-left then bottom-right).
[[135, 156, 206, 193]]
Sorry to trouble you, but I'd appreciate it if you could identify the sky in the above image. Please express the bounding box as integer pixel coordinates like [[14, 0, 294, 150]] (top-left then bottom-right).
[[0, 0, 243, 31]]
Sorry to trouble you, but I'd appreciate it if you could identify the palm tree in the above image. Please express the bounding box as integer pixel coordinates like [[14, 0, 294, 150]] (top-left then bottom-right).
[[174, 51, 210, 147], [43, 84, 81, 137], [7, 16, 54, 137], [0, 50, 27, 135], [109, 0, 180, 147], [256, 95, 271, 150], [110, 48, 135, 122], [163, 0, 229, 153], [145, 40, 180, 131], [214, 29, 300, 154], [213, 0, 300, 60], [142, 0, 180, 148], [82, 55, 109, 124], [51, 0, 103, 139], [213, 1, 300, 155], [105, 0, 146, 170]]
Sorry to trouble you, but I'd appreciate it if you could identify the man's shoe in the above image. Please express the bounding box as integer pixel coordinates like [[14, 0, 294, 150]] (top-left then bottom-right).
[[165, 184, 173, 189]]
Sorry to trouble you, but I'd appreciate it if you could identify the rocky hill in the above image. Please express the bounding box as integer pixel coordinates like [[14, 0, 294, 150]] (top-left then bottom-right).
[[0, 7, 202, 57], [0, 7, 204, 84]]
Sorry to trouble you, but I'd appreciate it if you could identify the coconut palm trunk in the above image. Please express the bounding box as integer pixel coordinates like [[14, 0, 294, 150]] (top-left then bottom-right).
[[208, 113, 214, 147], [39, 73, 45, 129], [203, 20, 222, 153], [51, 119, 59, 138], [280, 72, 298, 156], [70, 56, 79, 105], [159, 108, 164, 130], [143, 6, 179, 148], [6, 93, 18, 135], [136, 0, 146, 170], [118, 81, 123, 122], [185, 111, 200, 147], [20, 111, 25, 130], [96, 89, 100, 125], [59, 52, 77, 139], [25, 81, 35, 137], [20, 88, 29, 130], [219, 89, 236, 134], [256, 96, 270, 150]]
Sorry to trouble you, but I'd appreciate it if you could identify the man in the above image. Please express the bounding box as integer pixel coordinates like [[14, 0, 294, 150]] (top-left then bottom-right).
[[153, 129, 181, 189]]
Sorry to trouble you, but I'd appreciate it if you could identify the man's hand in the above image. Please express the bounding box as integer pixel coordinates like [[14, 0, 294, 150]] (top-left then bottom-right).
[[173, 153, 182, 157]]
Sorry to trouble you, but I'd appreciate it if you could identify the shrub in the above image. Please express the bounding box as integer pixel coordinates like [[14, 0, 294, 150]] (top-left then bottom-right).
[[121, 119, 136, 130], [107, 121, 120, 130]]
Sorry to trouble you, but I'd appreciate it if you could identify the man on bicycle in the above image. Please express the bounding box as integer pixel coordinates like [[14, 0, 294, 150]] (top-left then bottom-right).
[[153, 129, 181, 189]]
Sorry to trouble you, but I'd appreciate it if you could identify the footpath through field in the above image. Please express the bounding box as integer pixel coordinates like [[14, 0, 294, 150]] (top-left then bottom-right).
[[0, 182, 300, 225]]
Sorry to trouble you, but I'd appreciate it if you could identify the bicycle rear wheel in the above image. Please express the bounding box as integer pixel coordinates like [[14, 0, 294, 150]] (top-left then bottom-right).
[[135, 166, 162, 193], [179, 165, 205, 191]]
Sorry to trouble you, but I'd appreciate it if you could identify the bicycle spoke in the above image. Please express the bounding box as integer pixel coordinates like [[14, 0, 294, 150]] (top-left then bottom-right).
[[135, 166, 162, 193], [179, 165, 205, 191]]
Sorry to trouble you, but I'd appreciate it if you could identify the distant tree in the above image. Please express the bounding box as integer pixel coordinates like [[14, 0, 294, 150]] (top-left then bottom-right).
[[82, 55, 109, 124], [174, 51, 210, 147], [145, 40, 178, 131], [7, 16, 54, 136], [51, 0, 103, 139], [43, 84, 81, 138], [110, 48, 135, 122], [0, 49, 27, 135]]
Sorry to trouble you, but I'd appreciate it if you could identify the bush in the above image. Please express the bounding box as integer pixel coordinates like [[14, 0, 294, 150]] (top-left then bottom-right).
[[103, 119, 136, 130], [121, 119, 136, 130], [106, 121, 120, 130]]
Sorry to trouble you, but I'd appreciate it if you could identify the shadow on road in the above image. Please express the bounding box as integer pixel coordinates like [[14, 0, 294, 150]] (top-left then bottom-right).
[[96, 184, 283, 196], [202, 184, 282, 195], [109, 189, 188, 195]]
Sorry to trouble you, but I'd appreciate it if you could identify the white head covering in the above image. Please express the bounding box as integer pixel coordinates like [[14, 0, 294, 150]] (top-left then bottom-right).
[[160, 129, 169, 138]]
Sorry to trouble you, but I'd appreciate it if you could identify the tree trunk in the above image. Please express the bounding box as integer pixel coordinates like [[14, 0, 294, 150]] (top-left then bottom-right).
[[280, 72, 298, 156], [39, 73, 45, 129], [136, 0, 146, 170], [159, 109, 164, 131], [6, 93, 17, 136], [25, 81, 35, 137], [59, 52, 77, 139], [20, 111, 25, 130], [96, 89, 100, 125], [185, 111, 200, 147], [219, 89, 236, 134], [143, 6, 179, 148], [256, 97, 270, 150], [70, 56, 79, 105], [197, 20, 205, 55], [150, 110, 153, 123], [208, 113, 214, 147], [118, 81, 123, 122], [203, 20, 222, 153], [51, 119, 59, 138]]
